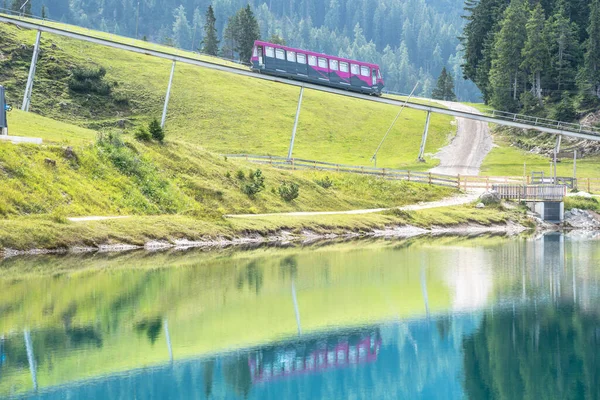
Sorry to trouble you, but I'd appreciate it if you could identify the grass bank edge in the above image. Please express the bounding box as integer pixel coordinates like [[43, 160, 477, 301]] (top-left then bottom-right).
[[0, 205, 530, 251]]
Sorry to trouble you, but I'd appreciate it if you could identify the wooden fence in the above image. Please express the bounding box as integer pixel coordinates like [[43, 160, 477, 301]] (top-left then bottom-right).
[[225, 154, 600, 194], [225, 154, 460, 188]]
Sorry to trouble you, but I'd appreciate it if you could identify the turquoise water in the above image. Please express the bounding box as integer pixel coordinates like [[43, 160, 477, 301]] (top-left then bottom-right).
[[0, 233, 599, 399]]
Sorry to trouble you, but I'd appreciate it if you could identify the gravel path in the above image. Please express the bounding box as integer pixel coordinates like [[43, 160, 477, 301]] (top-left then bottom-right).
[[68, 216, 130, 222], [224, 193, 479, 219], [429, 101, 493, 176]]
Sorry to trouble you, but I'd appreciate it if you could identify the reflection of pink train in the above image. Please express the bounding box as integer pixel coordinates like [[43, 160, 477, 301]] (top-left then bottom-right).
[[248, 329, 381, 383]]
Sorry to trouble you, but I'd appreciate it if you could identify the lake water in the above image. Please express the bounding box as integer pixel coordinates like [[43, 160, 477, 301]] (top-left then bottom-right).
[[0, 233, 599, 399]]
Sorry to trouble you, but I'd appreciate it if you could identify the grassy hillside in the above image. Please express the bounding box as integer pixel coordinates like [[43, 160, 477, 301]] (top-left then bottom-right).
[[0, 18, 454, 170], [0, 113, 454, 219]]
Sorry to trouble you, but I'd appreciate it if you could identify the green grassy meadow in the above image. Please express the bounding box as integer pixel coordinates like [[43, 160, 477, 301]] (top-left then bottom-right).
[[0, 19, 453, 170]]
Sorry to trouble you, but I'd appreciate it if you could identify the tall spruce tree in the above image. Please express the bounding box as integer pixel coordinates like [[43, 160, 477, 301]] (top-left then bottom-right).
[[432, 67, 457, 101], [488, 0, 528, 111], [222, 14, 239, 59], [546, 0, 581, 95], [521, 4, 548, 104], [235, 5, 260, 64], [461, 0, 509, 103], [579, 0, 600, 107], [202, 5, 219, 56]]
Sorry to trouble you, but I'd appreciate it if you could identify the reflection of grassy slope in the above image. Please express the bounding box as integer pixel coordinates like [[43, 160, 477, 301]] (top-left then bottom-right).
[[0, 20, 453, 169], [0, 242, 461, 396]]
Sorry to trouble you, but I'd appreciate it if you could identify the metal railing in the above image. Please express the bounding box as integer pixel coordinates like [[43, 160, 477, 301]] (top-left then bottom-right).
[[492, 184, 567, 201], [490, 110, 600, 136]]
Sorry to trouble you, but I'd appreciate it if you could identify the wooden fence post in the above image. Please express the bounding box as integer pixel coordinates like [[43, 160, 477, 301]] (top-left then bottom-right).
[[457, 174, 461, 190], [486, 176, 490, 191], [408, 171, 411, 182], [429, 172, 432, 185], [588, 178, 591, 193]]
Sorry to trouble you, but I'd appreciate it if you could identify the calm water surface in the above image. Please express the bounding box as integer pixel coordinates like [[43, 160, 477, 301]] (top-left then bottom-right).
[[0, 233, 599, 399]]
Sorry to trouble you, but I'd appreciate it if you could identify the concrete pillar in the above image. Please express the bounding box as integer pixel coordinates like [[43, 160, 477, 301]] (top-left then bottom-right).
[[24, 330, 38, 392], [287, 87, 304, 160], [22, 30, 42, 112], [161, 60, 176, 129], [553, 135, 562, 182], [418, 111, 431, 161]]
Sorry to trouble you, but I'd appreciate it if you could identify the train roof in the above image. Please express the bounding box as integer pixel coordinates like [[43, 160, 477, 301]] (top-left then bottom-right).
[[254, 40, 381, 69]]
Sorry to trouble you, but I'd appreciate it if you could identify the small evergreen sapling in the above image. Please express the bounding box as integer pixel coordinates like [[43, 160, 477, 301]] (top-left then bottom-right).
[[148, 118, 164, 142]]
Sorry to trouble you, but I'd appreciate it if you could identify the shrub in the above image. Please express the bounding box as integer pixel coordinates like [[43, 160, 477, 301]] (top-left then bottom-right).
[[241, 169, 265, 197], [68, 65, 112, 95], [148, 118, 164, 142], [236, 169, 245, 180], [315, 175, 333, 189], [225, 171, 231, 179], [278, 181, 300, 202], [134, 126, 151, 141]]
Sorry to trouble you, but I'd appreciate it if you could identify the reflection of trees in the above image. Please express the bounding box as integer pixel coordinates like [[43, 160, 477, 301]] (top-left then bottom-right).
[[279, 256, 298, 280], [223, 354, 252, 398], [203, 358, 215, 399], [463, 305, 600, 400], [135, 318, 162, 345], [236, 261, 263, 295]]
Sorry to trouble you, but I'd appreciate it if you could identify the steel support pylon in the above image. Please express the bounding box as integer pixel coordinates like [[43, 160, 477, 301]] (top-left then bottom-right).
[[418, 111, 431, 161], [22, 30, 42, 112], [161, 60, 176, 129], [287, 87, 304, 160]]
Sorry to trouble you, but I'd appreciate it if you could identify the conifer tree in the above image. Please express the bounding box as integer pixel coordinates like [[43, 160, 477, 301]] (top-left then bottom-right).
[[235, 5, 260, 64], [579, 0, 600, 106], [432, 67, 457, 101], [202, 5, 219, 56], [489, 0, 528, 111], [41, 4, 47, 19], [521, 4, 548, 104], [546, 0, 580, 94]]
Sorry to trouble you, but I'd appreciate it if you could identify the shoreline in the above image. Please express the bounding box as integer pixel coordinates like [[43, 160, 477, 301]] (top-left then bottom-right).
[[1, 221, 529, 258]]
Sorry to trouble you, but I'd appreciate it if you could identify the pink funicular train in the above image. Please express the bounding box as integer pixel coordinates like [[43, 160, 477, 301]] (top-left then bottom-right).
[[250, 40, 385, 96]]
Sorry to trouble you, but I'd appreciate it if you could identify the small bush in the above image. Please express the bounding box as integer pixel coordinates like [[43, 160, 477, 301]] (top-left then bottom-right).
[[241, 169, 265, 197], [68, 65, 112, 95], [278, 181, 300, 202], [148, 118, 164, 142], [236, 170, 245, 180], [225, 171, 231, 179], [134, 126, 152, 141], [315, 176, 333, 189]]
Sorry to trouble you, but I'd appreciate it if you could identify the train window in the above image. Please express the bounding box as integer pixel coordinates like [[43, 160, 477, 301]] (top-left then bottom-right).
[[340, 62, 349, 73], [297, 53, 307, 64], [351, 64, 359, 75], [287, 51, 296, 62], [318, 57, 328, 68], [377, 69, 382, 79], [360, 66, 370, 77], [330, 59, 338, 71], [265, 46, 275, 58], [253, 46, 258, 57], [275, 48, 285, 60], [308, 55, 317, 66]]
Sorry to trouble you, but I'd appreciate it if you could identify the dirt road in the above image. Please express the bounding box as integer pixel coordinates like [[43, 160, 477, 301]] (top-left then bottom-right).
[[429, 101, 493, 176]]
